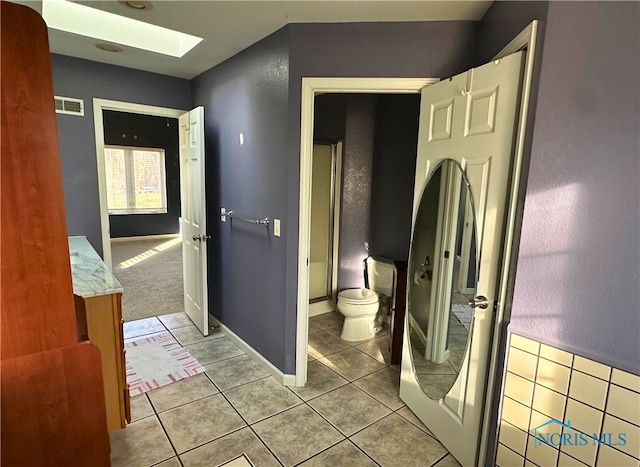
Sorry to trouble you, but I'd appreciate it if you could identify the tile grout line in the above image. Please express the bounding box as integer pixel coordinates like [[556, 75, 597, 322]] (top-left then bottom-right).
[[428, 452, 450, 467], [522, 346, 540, 463], [340, 408, 448, 466], [196, 351, 256, 368], [183, 340, 299, 450], [148, 379, 222, 415], [289, 439, 346, 467], [391, 406, 438, 441], [120, 317, 212, 464], [293, 367, 404, 415], [295, 435, 382, 467], [257, 354, 425, 462], [595, 366, 610, 465], [301, 383, 375, 433], [244, 424, 286, 467], [554, 353, 572, 466], [175, 425, 255, 463], [132, 321, 246, 466], [214, 386, 287, 467], [215, 374, 273, 393], [165, 369, 273, 463], [565, 360, 639, 463], [148, 395, 184, 466], [127, 314, 452, 466], [206, 344, 389, 465], [142, 350, 182, 464], [295, 394, 382, 467]]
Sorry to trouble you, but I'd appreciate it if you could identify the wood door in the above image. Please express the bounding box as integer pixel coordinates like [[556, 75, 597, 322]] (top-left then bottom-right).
[[179, 107, 209, 335], [400, 52, 525, 466]]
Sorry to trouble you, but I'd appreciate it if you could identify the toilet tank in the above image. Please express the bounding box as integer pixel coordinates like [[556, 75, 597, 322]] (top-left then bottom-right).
[[365, 257, 395, 297]]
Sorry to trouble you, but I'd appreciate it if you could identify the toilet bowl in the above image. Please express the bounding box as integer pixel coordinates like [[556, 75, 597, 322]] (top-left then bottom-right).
[[337, 288, 380, 341], [336, 257, 395, 341]]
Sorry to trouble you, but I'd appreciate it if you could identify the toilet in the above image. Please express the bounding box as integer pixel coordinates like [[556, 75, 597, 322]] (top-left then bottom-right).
[[337, 257, 395, 341]]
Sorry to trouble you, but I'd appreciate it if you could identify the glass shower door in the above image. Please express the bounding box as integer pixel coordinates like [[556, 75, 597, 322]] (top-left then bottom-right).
[[309, 142, 340, 312]]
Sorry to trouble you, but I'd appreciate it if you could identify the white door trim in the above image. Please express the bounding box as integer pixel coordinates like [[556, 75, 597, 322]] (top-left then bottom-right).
[[92, 98, 185, 269], [478, 20, 538, 464], [296, 77, 439, 387]]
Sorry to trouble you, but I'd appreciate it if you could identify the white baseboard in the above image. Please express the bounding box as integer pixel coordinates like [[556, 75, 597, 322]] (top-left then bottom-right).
[[111, 233, 181, 243], [208, 314, 296, 387]]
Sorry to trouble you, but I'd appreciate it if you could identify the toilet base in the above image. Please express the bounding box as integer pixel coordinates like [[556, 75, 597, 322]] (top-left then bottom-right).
[[341, 315, 379, 342]]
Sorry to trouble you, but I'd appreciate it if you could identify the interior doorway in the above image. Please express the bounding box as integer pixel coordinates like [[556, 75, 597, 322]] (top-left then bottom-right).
[[110, 236, 183, 322], [296, 21, 537, 463], [93, 99, 184, 268], [93, 100, 185, 322], [296, 78, 438, 389]]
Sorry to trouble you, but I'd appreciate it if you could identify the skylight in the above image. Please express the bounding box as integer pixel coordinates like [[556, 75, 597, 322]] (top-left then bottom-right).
[[41, 0, 203, 58]]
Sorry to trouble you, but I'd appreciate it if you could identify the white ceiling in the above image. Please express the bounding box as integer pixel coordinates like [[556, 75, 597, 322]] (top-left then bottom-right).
[[15, 1, 492, 79]]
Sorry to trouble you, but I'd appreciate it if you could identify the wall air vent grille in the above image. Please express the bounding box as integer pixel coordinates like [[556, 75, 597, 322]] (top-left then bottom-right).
[[54, 96, 84, 116]]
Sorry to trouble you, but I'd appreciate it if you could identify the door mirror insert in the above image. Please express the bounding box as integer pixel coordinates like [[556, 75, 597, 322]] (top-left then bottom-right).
[[407, 159, 478, 399]]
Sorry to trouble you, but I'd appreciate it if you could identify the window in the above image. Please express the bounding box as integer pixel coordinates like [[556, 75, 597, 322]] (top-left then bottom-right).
[[104, 145, 167, 215]]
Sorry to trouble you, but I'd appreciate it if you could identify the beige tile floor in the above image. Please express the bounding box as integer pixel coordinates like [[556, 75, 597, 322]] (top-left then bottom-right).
[[113, 312, 459, 467]]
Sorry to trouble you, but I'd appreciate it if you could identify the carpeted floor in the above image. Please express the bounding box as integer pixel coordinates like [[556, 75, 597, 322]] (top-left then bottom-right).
[[111, 236, 184, 322]]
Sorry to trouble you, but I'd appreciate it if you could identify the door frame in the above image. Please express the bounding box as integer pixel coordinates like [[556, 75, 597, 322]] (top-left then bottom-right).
[[296, 78, 439, 387], [295, 20, 538, 462], [479, 20, 539, 464], [92, 98, 185, 269]]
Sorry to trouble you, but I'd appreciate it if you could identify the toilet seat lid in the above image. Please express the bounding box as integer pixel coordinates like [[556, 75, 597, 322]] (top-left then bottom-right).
[[338, 288, 379, 304]]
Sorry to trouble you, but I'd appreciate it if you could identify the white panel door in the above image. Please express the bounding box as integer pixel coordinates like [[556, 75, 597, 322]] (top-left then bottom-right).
[[179, 106, 208, 335], [400, 52, 525, 466]]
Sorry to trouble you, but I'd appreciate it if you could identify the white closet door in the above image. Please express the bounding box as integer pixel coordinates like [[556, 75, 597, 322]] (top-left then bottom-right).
[[179, 106, 209, 335]]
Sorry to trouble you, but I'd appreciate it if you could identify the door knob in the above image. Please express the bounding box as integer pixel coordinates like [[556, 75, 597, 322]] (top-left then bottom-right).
[[192, 234, 211, 242], [469, 296, 490, 309]]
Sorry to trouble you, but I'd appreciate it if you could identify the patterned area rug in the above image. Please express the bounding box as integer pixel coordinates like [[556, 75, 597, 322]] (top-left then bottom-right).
[[125, 332, 205, 396]]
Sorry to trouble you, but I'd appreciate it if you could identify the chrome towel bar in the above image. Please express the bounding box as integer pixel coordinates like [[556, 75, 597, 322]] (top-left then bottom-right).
[[222, 208, 269, 226]]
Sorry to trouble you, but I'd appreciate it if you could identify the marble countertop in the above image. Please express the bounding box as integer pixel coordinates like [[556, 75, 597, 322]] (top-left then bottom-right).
[[69, 236, 123, 298]]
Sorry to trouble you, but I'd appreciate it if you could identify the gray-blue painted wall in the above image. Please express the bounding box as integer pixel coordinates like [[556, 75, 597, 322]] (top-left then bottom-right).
[[51, 4, 638, 377], [369, 94, 421, 262], [191, 28, 291, 371], [194, 22, 478, 373], [508, 2, 640, 373], [314, 93, 421, 285], [283, 22, 478, 372], [313, 93, 377, 292], [339, 95, 376, 289], [50, 54, 191, 255], [478, 1, 639, 374]]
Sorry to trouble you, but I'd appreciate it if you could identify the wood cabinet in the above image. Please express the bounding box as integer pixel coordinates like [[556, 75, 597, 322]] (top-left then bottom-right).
[[390, 261, 408, 365], [1, 2, 110, 465], [1, 345, 111, 466], [75, 292, 131, 431], [70, 234, 130, 432]]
